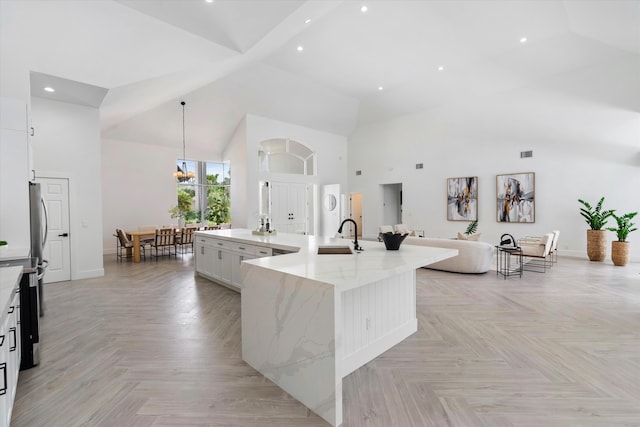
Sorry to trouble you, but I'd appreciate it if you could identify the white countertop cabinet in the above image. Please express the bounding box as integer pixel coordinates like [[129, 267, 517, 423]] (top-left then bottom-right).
[[194, 229, 457, 427], [194, 233, 273, 292], [0, 266, 23, 427]]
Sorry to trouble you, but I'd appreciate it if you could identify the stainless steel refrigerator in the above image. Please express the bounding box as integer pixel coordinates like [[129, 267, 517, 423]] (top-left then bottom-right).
[[20, 182, 48, 369], [29, 181, 48, 315]]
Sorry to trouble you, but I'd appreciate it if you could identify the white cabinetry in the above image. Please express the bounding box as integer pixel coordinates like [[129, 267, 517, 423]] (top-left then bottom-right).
[[0, 98, 31, 249], [195, 235, 272, 292], [1, 283, 21, 427], [195, 238, 215, 278]]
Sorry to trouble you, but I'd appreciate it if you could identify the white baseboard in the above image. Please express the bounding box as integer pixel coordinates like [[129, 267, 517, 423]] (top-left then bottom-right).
[[73, 268, 104, 280], [558, 249, 640, 263]]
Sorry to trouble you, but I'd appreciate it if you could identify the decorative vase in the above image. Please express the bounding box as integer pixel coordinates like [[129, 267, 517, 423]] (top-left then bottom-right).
[[381, 233, 408, 250], [611, 241, 630, 266], [586, 229, 607, 262]]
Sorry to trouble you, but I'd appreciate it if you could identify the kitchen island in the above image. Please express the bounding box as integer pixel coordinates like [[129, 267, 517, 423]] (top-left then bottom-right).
[[194, 229, 457, 426]]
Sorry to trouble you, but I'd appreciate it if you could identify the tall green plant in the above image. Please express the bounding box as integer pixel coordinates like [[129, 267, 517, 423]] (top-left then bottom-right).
[[205, 173, 230, 224], [578, 197, 615, 230], [169, 187, 194, 220], [607, 212, 637, 242]]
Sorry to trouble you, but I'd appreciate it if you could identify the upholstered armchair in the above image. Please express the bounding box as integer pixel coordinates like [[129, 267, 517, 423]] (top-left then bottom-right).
[[517, 232, 555, 272]]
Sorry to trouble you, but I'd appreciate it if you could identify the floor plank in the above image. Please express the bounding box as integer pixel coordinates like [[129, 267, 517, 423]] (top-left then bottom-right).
[[12, 255, 640, 426]]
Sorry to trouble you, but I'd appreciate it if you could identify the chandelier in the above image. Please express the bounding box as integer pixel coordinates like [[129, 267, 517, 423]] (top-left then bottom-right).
[[173, 101, 195, 182]]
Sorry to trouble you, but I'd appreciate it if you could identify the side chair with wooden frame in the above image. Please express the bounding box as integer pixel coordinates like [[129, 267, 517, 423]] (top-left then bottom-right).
[[150, 228, 177, 260], [177, 226, 197, 258]]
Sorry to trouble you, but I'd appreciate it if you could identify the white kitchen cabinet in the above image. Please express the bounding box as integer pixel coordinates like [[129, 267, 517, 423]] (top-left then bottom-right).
[[0, 284, 21, 427], [195, 242, 215, 278], [194, 234, 273, 292], [0, 98, 31, 250]]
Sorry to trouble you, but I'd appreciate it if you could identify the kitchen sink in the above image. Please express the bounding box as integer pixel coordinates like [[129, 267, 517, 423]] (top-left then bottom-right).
[[317, 246, 353, 255]]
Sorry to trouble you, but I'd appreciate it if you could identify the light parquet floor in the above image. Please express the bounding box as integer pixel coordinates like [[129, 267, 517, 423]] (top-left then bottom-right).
[[11, 255, 640, 427]]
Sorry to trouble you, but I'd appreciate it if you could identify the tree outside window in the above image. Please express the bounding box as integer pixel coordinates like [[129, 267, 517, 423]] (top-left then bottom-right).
[[171, 160, 230, 225]]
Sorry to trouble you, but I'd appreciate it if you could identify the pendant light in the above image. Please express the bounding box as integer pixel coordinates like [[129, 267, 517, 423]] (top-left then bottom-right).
[[173, 101, 195, 182]]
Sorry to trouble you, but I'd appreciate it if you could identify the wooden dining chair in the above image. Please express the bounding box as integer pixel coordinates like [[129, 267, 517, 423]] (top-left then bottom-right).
[[177, 226, 196, 257], [150, 228, 177, 260]]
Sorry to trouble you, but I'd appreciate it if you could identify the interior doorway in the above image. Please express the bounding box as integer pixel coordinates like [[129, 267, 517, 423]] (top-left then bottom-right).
[[381, 183, 402, 226], [36, 177, 71, 283], [349, 193, 363, 238]]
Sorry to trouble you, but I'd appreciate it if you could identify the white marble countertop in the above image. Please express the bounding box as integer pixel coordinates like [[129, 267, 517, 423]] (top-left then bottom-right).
[[0, 266, 22, 318], [0, 246, 30, 261], [197, 229, 457, 292]]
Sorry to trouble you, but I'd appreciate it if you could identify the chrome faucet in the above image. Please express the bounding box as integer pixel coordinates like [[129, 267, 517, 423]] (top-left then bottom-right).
[[338, 219, 362, 252]]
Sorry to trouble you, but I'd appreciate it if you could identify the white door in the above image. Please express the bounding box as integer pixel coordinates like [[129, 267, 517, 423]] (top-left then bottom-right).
[[350, 193, 363, 238], [321, 184, 341, 237], [382, 183, 402, 226], [37, 177, 71, 283], [270, 182, 308, 234]]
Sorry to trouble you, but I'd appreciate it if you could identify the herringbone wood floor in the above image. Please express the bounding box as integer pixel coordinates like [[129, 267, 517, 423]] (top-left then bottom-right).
[[11, 255, 640, 427]]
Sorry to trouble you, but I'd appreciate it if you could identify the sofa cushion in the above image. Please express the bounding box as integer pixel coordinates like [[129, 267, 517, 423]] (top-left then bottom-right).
[[404, 236, 493, 273], [457, 232, 482, 241]]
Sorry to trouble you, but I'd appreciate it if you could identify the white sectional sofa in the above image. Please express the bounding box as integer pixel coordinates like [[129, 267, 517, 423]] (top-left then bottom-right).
[[403, 237, 494, 273]]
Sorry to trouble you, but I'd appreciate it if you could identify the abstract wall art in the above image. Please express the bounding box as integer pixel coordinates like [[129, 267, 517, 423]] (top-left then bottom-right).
[[447, 176, 478, 221], [496, 172, 535, 223]]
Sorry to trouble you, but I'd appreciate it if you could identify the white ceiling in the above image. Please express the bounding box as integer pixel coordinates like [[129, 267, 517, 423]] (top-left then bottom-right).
[[2, 0, 639, 156]]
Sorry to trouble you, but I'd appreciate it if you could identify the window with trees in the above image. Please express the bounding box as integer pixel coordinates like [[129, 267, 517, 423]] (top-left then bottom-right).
[[171, 160, 231, 225]]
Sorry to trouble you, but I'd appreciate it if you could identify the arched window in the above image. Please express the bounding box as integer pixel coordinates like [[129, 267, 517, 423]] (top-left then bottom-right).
[[258, 138, 315, 176]]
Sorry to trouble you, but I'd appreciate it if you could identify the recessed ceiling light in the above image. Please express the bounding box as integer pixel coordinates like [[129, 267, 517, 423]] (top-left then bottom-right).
[[44, 87, 55, 93], [361, 5, 368, 12], [304, 18, 311, 24], [438, 66, 444, 71], [297, 45, 304, 52], [378, 86, 384, 91], [205, 0, 214, 3], [520, 37, 527, 43]]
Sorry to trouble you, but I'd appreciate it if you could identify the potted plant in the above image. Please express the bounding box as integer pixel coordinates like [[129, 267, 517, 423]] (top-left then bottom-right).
[[607, 212, 637, 266], [578, 197, 615, 261]]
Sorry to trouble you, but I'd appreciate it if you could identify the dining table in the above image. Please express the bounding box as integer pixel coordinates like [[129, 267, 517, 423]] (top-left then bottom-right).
[[125, 230, 158, 263], [126, 226, 217, 262]]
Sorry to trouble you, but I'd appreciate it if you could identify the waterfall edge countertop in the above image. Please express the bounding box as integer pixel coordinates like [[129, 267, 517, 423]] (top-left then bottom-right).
[[197, 229, 459, 427], [195, 228, 457, 292], [0, 266, 22, 317]]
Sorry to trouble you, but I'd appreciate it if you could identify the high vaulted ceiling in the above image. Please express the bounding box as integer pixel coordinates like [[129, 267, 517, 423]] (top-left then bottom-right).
[[2, 0, 639, 157]]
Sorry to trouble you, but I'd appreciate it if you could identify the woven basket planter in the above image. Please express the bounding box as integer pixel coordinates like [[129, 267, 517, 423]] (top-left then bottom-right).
[[611, 241, 630, 266], [586, 229, 607, 262]]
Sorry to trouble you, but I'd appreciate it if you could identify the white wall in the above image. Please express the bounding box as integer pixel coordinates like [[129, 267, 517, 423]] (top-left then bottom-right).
[[224, 117, 248, 229], [101, 137, 221, 253], [236, 114, 349, 236], [349, 57, 640, 261], [31, 97, 105, 279]]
